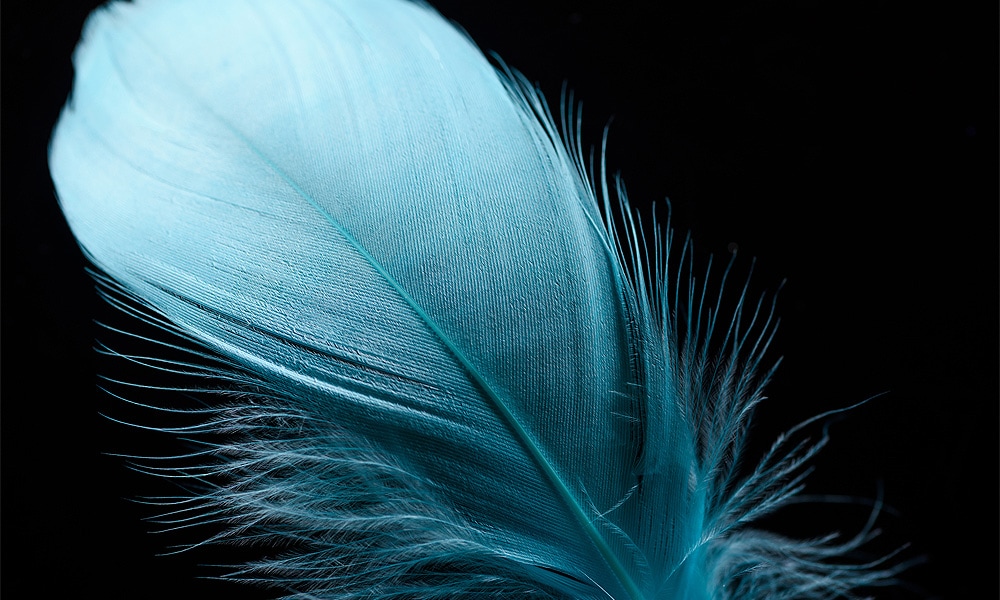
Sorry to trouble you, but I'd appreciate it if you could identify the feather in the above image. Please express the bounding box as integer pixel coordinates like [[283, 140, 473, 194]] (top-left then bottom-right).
[[49, 0, 904, 598]]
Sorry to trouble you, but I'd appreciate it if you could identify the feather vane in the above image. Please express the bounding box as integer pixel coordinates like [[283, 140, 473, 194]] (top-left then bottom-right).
[[50, 1, 903, 598]]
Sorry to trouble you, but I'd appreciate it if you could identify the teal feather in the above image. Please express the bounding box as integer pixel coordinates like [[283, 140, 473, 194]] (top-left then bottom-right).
[[49, 0, 903, 597]]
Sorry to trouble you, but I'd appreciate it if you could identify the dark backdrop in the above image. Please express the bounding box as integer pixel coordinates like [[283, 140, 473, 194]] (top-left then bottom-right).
[[4, 1, 996, 598]]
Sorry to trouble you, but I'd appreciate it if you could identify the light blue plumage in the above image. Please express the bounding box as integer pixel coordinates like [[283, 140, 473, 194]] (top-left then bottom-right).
[[50, 1, 902, 598]]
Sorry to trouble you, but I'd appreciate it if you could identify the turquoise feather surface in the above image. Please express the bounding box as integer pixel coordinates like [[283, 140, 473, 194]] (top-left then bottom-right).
[[49, 1, 903, 597]]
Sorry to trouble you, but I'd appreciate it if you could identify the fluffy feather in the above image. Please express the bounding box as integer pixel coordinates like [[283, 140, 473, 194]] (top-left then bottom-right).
[[50, 0, 903, 598]]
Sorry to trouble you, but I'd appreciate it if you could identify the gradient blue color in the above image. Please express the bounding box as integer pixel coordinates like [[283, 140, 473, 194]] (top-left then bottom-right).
[[49, 1, 901, 598]]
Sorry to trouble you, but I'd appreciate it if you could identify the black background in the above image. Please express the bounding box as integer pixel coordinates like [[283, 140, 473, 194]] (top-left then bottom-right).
[[4, 1, 996, 598]]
